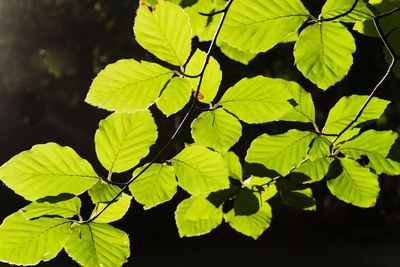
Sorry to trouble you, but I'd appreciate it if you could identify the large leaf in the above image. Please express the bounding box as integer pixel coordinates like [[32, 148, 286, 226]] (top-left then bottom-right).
[[246, 130, 315, 175], [191, 108, 242, 153], [185, 49, 222, 103], [21, 194, 81, 220], [134, 0, 192, 66], [218, 76, 293, 124], [86, 59, 173, 112], [65, 222, 130, 267], [88, 181, 121, 203], [175, 196, 222, 237], [0, 212, 70, 265], [224, 203, 272, 240], [91, 193, 132, 223], [327, 158, 380, 208], [217, 39, 257, 65], [323, 95, 390, 142], [157, 77, 192, 116], [219, 0, 309, 53], [95, 111, 157, 173], [340, 130, 400, 175], [130, 163, 177, 209], [294, 22, 356, 90], [172, 144, 229, 195], [321, 0, 375, 23], [0, 143, 98, 201]]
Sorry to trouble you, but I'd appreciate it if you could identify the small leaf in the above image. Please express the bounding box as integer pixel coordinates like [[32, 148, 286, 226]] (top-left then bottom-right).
[[134, 0, 192, 66], [86, 59, 173, 112], [321, 0, 375, 22], [185, 49, 222, 103], [219, 0, 309, 53], [130, 163, 177, 209], [223, 151, 243, 181], [327, 158, 380, 208], [224, 203, 272, 240], [291, 157, 333, 184], [294, 22, 356, 90], [91, 193, 132, 223], [243, 176, 278, 202], [175, 196, 222, 237], [191, 109, 242, 153], [95, 110, 158, 173], [277, 180, 316, 211], [323, 95, 390, 142], [0, 143, 98, 201], [184, 0, 215, 37], [217, 39, 257, 65], [157, 77, 192, 116], [308, 136, 331, 161], [88, 181, 121, 203], [172, 144, 229, 195], [218, 76, 293, 124], [0, 212, 70, 265], [21, 194, 81, 219], [246, 130, 315, 175], [65, 222, 130, 267], [340, 130, 400, 175]]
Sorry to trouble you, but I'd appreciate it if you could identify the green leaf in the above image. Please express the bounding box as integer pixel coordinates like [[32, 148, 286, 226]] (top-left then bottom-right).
[[327, 158, 380, 208], [321, 0, 375, 22], [276, 80, 316, 123], [134, 0, 192, 66], [21, 194, 81, 219], [95, 110, 158, 173], [223, 151, 242, 181], [91, 193, 132, 223], [130, 163, 177, 209], [172, 144, 229, 195], [198, 0, 227, 41], [233, 189, 260, 216], [308, 136, 331, 161], [219, 0, 309, 53], [86, 59, 173, 112], [243, 176, 278, 202], [88, 181, 121, 203], [157, 77, 192, 116], [217, 39, 257, 65], [65, 222, 130, 267], [218, 76, 294, 124], [246, 130, 315, 175], [175, 196, 222, 237], [184, 0, 215, 37], [291, 157, 332, 184], [277, 180, 316, 211], [294, 22, 356, 90], [354, 9, 400, 38], [191, 109, 242, 153], [323, 95, 390, 142], [224, 203, 272, 240], [185, 49, 222, 103], [0, 143, 98, 201], [0, 212, 70, 265], [340, 130, 400, 175]]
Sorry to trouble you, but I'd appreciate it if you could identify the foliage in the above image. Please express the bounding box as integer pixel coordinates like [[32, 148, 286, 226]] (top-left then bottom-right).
[[0, 0, 399, 266]]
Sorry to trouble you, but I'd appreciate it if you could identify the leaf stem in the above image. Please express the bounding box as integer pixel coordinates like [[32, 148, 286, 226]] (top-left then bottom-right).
[[82, 0, 234, 224], [375, 7, 400, 19]]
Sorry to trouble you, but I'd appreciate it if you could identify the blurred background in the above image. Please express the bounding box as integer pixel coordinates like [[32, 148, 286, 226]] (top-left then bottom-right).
[[0, 0, 400, 266]]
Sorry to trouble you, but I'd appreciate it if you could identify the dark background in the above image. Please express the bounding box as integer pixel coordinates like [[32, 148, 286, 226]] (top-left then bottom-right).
[[0, 0, 400, 266]]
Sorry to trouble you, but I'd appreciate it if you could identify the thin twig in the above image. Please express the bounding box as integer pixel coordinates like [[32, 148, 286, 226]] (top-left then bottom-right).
[[199, 9, 225, 17], [376, 7, 400, 19], [319, 0, 359, 22], [331, 18, 399, 144], [174, 69, 201, 78], [82, 0, 234, 225]]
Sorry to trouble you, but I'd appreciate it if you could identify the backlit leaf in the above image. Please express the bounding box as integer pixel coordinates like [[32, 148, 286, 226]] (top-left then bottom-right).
[[191, 108, 242, 153], [217, 39, 257, 65], [243, 176, 278, 202], [246, 130, 315, 175], [294, 22, 356, 90], [86, 59, 173, 112], [277, 180, 316, 211], [321, 0, 375, 23], [91, 193, 132, 223], [223, 151, 242, 181], [134, 0, 192, 66], [0, 212, 70, 265], [291, 157, 332, 184], [130, 163, 177, 209], [0, 143, 98, 201], [308, 136, 331, 161], [95, 110, 158, 173], [172, 144, 229, 195], [65, 222, 130, 267], [88, 181, 121, 203], [157, 77, 192, 116]]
